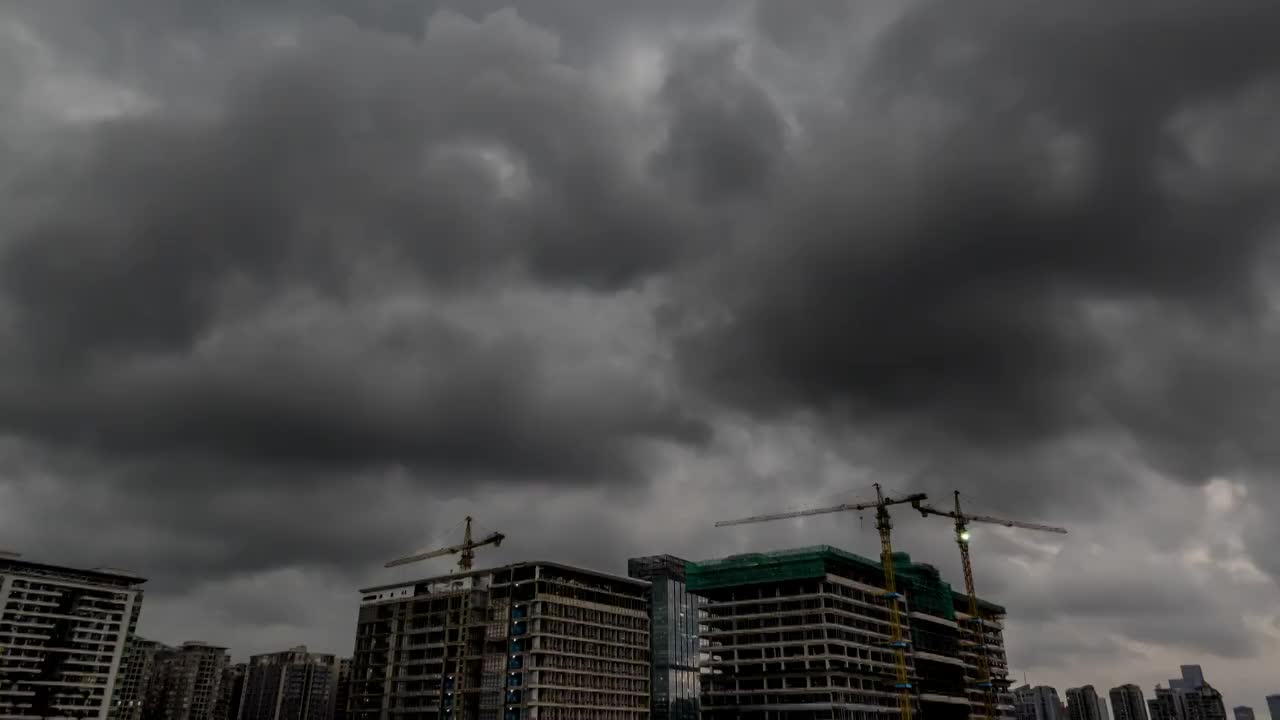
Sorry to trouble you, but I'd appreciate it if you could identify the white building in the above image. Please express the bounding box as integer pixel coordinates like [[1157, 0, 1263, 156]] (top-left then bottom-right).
[[0, 555, 146, 719]]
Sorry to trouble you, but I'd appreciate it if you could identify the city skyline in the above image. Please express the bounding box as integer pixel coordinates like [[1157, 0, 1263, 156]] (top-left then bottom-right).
[[4, 0, 1280, 716]]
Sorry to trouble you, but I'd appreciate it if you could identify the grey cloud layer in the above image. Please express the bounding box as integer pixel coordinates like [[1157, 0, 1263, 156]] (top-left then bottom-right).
[[3, 0, 1280, 693]]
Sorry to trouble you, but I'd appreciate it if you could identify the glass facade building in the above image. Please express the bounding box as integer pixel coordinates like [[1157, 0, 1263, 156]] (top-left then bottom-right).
[[628, 556, 704, 720]]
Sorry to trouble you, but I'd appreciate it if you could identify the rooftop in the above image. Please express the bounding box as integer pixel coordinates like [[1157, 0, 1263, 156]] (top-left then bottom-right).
[[686, 544, 1007, 617], [360, 559, 650, 594], [0, 556, 147, 587]]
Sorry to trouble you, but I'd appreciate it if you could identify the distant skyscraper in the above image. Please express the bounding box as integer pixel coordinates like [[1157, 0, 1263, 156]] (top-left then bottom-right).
[[0, 555, 146, 720], [115, 638, 165, 720], [240, 646, 337, 720], [1235, 707, 1256, 720], [628, 555, 703, 720], [1266, 696, 1280, 720], [145, 641, 230, 720], [1069, 687, 1106, 720], [1016, 685, 1064, 720], [1181, 667, 1206, 689], [1111, 684, 1150, 720], [1152, 687, 1184, 720], [332, 659, 352, 720], [214, 663, 246, 720]]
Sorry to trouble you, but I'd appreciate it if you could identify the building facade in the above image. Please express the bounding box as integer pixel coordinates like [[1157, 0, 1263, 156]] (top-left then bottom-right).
[[145, 641, 229, 720], [688, 545, 1015, 720], [1017, 686, 1063, 720], [1110, 685, 1149, 720], [351, 561, 650, 720], [1068, 687, 1104, 720], [333, 659, 352, 720], [0, 556, 146, 720], [114, 638, 167, 720], [240, 646, 337, 720], [1234, 707, 1256, 720], [627, 556, 703, 720], [215, 663, 246, 720]]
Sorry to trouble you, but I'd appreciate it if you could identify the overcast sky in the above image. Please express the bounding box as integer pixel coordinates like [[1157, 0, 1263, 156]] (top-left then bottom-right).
[[3, 0, 1280, 711]]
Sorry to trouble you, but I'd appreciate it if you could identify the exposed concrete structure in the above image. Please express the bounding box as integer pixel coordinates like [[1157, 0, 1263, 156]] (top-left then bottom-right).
[[241, 646, 337, 720], [351, 561, 650, 720], [0, 556, 146, 720], [334, 659, 353, 720], [1110, 685, 1149, 720], [688, 546, 1014, 720], [145, 641, 230, 720]]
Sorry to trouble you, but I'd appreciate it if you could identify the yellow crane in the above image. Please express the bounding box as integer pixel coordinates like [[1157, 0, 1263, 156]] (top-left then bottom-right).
[[910, 492, 1066, 720], [716, 483, 928, 720], [384, 515, 505, 571], [384, 516, 505, 719]]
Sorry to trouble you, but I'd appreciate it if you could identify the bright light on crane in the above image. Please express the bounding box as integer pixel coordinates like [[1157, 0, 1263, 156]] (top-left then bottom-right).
[[912, 492, 1066, 720]]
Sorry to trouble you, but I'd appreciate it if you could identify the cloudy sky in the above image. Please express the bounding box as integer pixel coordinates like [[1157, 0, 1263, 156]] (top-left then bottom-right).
[[4, 0, 1280, 710]]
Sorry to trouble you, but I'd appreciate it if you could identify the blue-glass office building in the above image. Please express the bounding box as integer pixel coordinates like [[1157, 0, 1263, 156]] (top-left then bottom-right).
[[628, 555, 704, 720]]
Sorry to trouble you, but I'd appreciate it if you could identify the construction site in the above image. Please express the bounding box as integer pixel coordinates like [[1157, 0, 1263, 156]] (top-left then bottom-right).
[[689, 545, 1012, 720], [349, 560, 651, 720], [348, 488, 1065, 720]]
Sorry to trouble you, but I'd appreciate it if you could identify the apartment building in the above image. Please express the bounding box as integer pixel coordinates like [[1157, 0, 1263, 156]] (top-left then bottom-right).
[[0, 555, 146, 720], [688, 545, 1015, 720], [350, 561, 650, 720], [145, 641, 229, 720], [240, 646, 337, 720], [114, 637, 167, 720]]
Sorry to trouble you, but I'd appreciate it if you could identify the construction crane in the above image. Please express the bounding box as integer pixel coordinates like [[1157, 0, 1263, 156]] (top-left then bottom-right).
[[384, 515, 505, 572], [716, 483, 928, 720], [383, 516, 505, 719], [911, 492, 1066, 720]]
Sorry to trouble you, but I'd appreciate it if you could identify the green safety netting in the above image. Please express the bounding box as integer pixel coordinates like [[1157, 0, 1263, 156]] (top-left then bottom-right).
[[686, 545, 1005, 619]]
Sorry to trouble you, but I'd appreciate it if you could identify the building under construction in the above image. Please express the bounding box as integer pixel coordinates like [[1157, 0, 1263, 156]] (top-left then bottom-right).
[[688, 546, 1014, 720], [350, 561, 650, 720]]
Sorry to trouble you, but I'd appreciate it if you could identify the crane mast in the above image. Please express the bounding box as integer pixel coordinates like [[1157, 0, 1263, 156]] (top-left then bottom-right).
[[716, 483, 926, 719], [383, 516, 507, 719], [912, 492, 1067, 720]]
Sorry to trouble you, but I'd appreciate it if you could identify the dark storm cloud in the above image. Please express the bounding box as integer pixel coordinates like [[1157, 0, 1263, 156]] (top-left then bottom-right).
[[675, 0, 1280, 471], [6, 0, 1280, 683], [0, 9, 709, 482]]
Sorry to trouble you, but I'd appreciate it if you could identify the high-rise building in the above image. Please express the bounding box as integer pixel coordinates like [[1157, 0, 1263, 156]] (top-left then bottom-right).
[[1181, 667, 1206, 689], [1068, 686, 1105, 720], [351, 561, 650, 720], [1234, 707, 1256, 720], [145, 641, 229, 720], [628, 555, 703, 720], [1110, 684, 1149, 720], [240, 647, 336, 720], [0, 555, 147, 720], [1266, 696, 1280, 720], [689, 546, 1015, 720], [114, 637, 166, 720], [332, 659, 352, 720], [1017, 686, 1064, 720], [214, 663, 246, 720]]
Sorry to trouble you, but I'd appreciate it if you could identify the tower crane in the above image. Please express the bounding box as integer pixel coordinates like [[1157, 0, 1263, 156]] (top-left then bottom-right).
[[911, 492, 1066, 720], [384, 516, 505, 719], [385, 515, 505, 572], [716, 484, 928, 720]]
